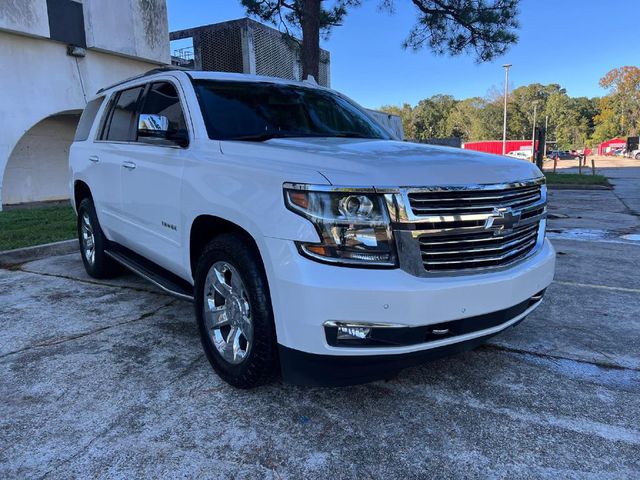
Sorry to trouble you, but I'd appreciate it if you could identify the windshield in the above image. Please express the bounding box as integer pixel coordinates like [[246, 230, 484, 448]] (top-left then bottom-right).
[[192, 80, 391, 141]]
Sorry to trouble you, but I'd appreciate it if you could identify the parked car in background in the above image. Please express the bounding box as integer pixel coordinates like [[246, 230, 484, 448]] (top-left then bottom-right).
[[547, 150, 575, 160], [605, 147, 625, 156], [506, 150, 532, 160], [69, 67, 555, 388]]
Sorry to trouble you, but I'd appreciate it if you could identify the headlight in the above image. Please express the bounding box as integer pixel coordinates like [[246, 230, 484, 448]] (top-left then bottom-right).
[[284, 184, 396, 267]]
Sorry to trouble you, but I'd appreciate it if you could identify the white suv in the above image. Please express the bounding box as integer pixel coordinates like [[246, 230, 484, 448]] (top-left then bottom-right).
[[70, 68, 555, 388]]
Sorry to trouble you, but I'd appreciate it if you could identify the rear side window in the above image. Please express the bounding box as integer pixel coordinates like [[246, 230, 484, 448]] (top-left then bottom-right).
[[74, 97, 104, 142], [101, 86, 144, 142]]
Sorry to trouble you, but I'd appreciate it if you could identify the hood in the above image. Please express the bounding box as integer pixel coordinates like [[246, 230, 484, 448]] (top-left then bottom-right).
[[220, 138, 543, 187]]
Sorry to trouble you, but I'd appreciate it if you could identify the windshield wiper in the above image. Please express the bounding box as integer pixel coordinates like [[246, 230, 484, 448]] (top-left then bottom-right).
[[328, 132, 375, 139], [227, 132, 299, 142], [228, 132, 333, 142]]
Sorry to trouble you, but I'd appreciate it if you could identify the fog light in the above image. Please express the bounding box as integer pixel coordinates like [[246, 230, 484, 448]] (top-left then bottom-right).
[[324, 321, 407, 347], [337, 326, 371, 341]]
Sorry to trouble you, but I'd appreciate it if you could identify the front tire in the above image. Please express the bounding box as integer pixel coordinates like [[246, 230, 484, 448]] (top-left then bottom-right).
[[195, 233, 278, 388], [635, 153, 640, 160], [77, 198, 121, 279]]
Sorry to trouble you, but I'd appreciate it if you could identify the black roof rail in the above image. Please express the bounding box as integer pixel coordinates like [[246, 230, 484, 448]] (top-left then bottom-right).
[[96, 66, 193, 94]]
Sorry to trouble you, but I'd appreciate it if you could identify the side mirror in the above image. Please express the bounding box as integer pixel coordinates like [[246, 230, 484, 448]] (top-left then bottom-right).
[[137, 114, 188, 147], [138, 114, 169, 134]]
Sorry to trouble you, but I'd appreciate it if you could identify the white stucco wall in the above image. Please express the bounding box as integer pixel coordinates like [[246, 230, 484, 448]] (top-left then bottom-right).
[[2, 114, 80, 205], [0, 0, 50, 38], [84, 0, 170, 64], [0, 31, 162, 206]]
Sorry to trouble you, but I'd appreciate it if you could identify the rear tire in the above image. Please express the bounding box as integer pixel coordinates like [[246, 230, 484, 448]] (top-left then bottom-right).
[[77, 198, 122, 279], [195, 233, 278, 388], [635, 153, 640, 160]]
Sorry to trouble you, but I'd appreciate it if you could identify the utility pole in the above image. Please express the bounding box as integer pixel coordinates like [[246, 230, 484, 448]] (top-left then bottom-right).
[[531, 103, 537, 161], [502, 64, 512, 155], [545, 115, 549, 154]]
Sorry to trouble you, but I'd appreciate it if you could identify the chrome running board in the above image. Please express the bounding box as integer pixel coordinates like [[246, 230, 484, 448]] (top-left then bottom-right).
[[105, 245, 194, 302]]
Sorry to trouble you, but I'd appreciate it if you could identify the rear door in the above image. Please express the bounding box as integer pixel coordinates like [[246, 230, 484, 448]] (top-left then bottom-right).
[[118, 80, 190, 274]]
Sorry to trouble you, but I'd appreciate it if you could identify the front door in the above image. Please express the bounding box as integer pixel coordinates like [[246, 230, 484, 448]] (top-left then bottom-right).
[[118, 81, 191, 274]]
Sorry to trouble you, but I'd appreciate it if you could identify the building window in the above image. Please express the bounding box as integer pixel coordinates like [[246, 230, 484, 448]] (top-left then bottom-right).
[[46, 0, 86, 47]]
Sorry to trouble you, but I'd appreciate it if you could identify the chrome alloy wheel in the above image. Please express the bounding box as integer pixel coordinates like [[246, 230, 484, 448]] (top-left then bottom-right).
[[203, 261, 253, 365], [80, 212, 96, 266]]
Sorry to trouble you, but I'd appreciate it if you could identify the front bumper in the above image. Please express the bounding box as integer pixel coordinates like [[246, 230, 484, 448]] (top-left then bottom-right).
[[279, 307, 532, 386], [262, 237, 555, 384]]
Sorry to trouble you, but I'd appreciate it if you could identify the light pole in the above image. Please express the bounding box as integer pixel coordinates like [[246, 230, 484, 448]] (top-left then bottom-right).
[[545, 115, 549, 152], [531, 102, 538, 161], [502, 64, 512, 155]]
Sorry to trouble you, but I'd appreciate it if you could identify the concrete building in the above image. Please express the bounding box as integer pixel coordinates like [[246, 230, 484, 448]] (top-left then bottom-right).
[[170, 18, 331, 87], [0, 0, 170, 208]]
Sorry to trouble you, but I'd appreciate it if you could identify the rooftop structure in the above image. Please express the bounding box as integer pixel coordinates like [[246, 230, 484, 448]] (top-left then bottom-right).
[[170, 18, 331, 87]]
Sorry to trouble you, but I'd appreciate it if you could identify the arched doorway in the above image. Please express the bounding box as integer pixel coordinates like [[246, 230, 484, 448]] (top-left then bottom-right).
[[2, 111, 82, 206]]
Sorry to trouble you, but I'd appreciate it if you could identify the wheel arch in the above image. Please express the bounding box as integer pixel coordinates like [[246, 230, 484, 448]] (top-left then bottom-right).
[[73, 180, 93, 212], [189, 214, 265, 278]]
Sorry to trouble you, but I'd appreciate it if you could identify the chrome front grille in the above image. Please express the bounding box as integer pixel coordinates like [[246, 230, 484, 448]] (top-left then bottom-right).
[[407, 183, 541, 216], [418, 222, 539, 271], [389, 179, 547, 275]]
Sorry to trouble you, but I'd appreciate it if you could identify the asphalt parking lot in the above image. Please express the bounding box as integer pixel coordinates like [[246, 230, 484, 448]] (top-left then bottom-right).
[[2, 169, 639, 478]]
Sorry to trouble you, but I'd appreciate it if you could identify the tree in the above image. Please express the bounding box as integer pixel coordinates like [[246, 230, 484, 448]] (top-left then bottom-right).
[[446, 97, 485, 140], [378, 82, 601, 148], [239, 0, 521, 80], [598, 66, 640, 136], [592, 96, 621, 145], [411, 94, 458, 140], [395, 0, 520, 62], [507, 83, 563, 140], [475, 98, 504, 140], [569, 96, 598, 147]]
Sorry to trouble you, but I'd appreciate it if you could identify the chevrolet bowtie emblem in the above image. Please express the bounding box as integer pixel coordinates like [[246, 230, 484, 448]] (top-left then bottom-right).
[[484, 207, 521, 234]]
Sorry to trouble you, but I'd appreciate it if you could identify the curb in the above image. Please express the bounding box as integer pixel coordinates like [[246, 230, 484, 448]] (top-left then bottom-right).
[[547, 184, 611, 190], [0, 239, 78, 267]]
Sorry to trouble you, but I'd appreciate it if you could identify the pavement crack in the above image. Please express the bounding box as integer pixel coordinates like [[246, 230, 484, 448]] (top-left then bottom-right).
[[482, 343, 640, 372], [37, 409, 137, 479], [168, 353, 205, 387], [610, 185, 640, 218], [0, 299, 176, 360], [16, 268, 175, 298]]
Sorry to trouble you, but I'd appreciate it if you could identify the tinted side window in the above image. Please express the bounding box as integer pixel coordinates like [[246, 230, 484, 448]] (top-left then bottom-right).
[[102, 86, 144, 142], [74, 97, 104, 141], [137, 82, 187, 145]]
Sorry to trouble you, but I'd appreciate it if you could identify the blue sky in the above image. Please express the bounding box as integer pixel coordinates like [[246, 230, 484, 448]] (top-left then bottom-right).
[[167, 0, 639, 109]]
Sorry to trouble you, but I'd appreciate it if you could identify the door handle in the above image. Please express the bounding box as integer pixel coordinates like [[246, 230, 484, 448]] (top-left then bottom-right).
[[89, 155, 100, 163], [122, 161, 137, 170]]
